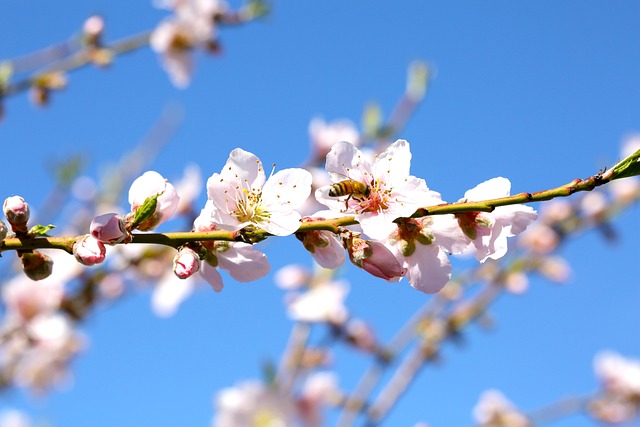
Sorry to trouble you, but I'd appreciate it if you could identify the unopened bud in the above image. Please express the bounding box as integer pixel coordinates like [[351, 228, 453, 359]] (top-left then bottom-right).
[[0, 219, 7, 240], [83, 15, 105, 45], [346, 234, 405, 281], [3, 195, 30, 233], [128, 171, 180, 231], [73, 234, 106, 266], [90, 213, 129, 244], [173, 247, 200, 279], [21, 251, 54, 281]]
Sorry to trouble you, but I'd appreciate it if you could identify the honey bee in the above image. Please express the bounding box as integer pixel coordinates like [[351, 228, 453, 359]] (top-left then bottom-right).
[[329, 179, 371, 209]]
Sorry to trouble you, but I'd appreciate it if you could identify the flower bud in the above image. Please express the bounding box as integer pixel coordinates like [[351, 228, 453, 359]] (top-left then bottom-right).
[[21, 251, 54, 281], [73, 234, 106, 266], [346, 234, 406, 281], [173, 247, 200, 279], [0, 219, 7, 241], [128, 171, 180, 231], [3, 195, 30, 234], [90, 213, 128, 245]]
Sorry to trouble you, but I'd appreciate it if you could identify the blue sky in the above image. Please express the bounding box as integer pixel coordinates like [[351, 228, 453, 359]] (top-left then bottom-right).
[[1, 1, 640, 426]]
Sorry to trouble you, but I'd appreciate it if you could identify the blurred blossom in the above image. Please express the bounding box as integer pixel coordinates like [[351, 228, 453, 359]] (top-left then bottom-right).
[[286, 280, 349, 324], [621, 134, 640, 159], [473, 390, 531, 427], [128, 171, 180, 230], [608, 178, 640, 204], [579, 191, 608, 219], [539, 199, 573, 224], [503, 271, 528, 294], [594, 351, 640, 397], [13, 313, 84, 392], [298, 372, 340, 427], [70, 176, 98, 202], [213, 381, 296, 427], [343, 318, 378, 352], [174, 163, 203, 215], [82, 15, 104, 38], [98, 273, 125, 299], [151, 0, 227, 87], [537, 256, 571, 283], [73, 235, 106, 266], [309, 117, 360, 161], [590, 351, 640, 424], [2, 276, 64, 324], [0, 410, 31, 427], [152, 271, 198, 317], [274, 264, 312, 290], [517, 223, 560, 254]]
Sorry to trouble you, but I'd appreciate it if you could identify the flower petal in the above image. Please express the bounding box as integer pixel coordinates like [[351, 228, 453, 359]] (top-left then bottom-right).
[[200, 263, 224, 292], [372, 139, 411, 186], [217, 243, 270, 282]]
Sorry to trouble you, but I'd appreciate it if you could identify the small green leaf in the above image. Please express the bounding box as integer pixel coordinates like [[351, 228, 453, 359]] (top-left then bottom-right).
[[245, 0, 270, 19], [29, 224, 56, 237], [132, 195, 158, 228], [610, 148, 640, 181]]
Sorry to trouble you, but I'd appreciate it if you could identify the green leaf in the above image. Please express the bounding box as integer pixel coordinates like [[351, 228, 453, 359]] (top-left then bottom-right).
[[29, 224, 56, 237], [132, 194, 158, 227], [610, 148, 640, 181], [245, 0, 270, 19]]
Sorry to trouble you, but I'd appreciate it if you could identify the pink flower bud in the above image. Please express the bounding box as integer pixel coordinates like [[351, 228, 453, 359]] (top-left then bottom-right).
[[128, 171, 180, 231], [173, 247, 200, 279], [3, 195, 30, 233], [90, 213, 128, 245], [73, 235, 106, 266], [346, 234, 406, 281], [21, 251, 54, 281]]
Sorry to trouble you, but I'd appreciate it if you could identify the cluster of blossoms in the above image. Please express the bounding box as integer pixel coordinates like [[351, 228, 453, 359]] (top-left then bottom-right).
[[5, 139, 539, 298], [589, 351, 640, 423]]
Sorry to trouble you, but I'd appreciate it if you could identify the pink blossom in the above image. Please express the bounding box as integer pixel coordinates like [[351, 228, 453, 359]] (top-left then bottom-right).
[[173, 247, 200, 279], [73, 235, 106, 266], [296, 216, 346, 269], [437, 177, 538, 262], [345, 234, 406, 281], [194, 208, 270, 292], [308, 117, 360, 160], [128, 171, 179, 230], [21, 252, 53, 281], [206, 148, 312, 236], [90, 213, 128, 244], [286, 280, 349, 324], [473, 390, 531, 427], [316, 140, 436, 240]]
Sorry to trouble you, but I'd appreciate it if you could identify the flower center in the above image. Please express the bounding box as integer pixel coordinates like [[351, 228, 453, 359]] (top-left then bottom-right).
[[354, 178, 390, 214], [233, 183, 270, 224]]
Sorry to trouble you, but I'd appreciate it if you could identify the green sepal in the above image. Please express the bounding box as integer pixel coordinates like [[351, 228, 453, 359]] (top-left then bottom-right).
[[416, 228, 435, 246], [204, 252, 218, 267], [610, 148, 640, 181], [132, 194, 158, 228], [29, 224, 56, 237], [400, 239, 416, 257]]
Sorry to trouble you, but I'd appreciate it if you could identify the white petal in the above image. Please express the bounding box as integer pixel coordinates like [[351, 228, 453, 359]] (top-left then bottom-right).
[[200, 263, 224, 292], [217, 243, 270, 282], [214, 148, 266, 197], [430, 214, 472, 255], [404, 244, 452, 294], [494, 205, 538, 236], [310, 233, 346, 269], [372, 139, 411, 186], [262, 168, 312, 210], [464, 177, 511, 201], [325, 141, 373, 184], [258, 210, 302, 236], [357, 211, 399, 240]]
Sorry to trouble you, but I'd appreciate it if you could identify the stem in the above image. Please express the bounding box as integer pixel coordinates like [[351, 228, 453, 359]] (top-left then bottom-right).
[[0, 169, 619, 253]]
